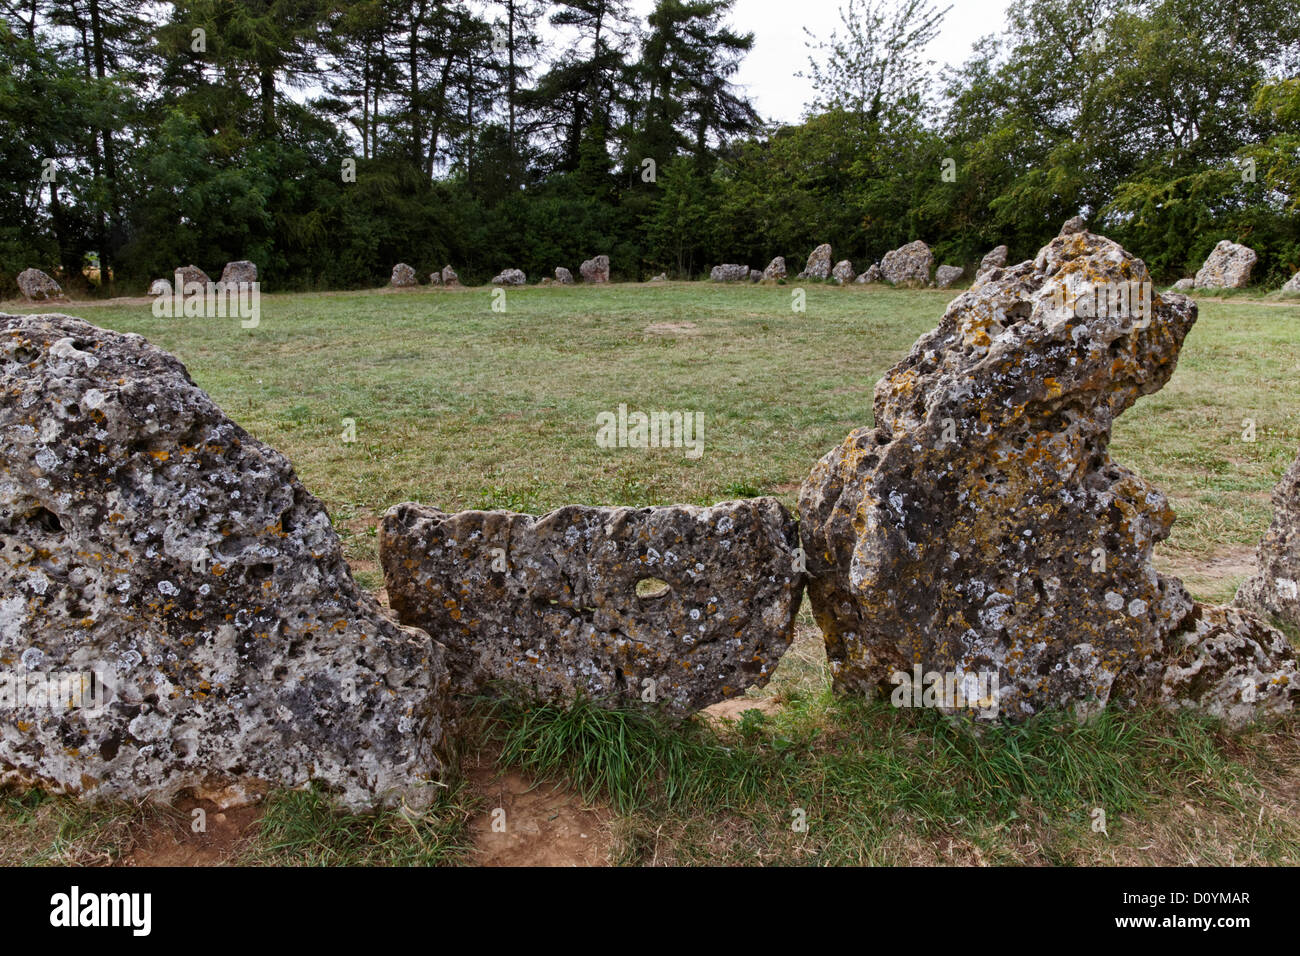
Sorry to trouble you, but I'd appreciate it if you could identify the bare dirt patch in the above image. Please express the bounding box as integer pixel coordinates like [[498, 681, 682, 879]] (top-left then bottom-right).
[[466, 754, 613, 867], [120, 798, 261, 867], [642, 321, 699, 335]]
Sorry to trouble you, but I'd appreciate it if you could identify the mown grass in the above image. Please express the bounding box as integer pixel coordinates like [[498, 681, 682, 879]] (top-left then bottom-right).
[[2, 281, 1298, 865]]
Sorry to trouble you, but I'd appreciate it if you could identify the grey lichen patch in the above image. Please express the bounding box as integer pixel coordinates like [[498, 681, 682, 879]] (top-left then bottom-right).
[[0, 313, 448, 810], [380, 499, 804, 713]]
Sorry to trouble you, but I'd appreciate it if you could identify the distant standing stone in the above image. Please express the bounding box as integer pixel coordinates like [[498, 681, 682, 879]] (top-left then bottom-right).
[[441, 265, 460, 286], [1058, 216, 1087, 236], [148, 278, 172, 296], [491, 268, 526, 285], [390, 263, 417, 287], [220, 260, 257, 285], [555, 267, 574, 284], [832, 260, 856, 285], [879, 240, 933, 287], [580, 255, 610, 283], [174, 265, 211, 290], [933, 264, 964, 289], [710, 264, 750, 282], [800, 244, 833, 280], [1194, 240, 1258, 289], [976, 245, 1008, 277], [16, 268, 64, 302], [762, 257, 787, 281]]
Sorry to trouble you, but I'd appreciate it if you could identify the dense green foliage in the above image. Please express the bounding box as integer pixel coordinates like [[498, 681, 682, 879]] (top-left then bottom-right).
[[2, 0, 1297, 296]]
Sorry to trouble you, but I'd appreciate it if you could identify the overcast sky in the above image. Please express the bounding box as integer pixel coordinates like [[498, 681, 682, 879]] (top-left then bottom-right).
[[657, 0, 1013, 124]]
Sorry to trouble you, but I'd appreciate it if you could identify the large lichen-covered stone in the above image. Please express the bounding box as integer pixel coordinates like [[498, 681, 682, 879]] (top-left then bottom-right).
[[1194, 240, 1257, 289], [800, 231, 1206, 720], [0, 313, 447, 809], [709, 264, 750, 283], [380, 499, 803, 713], [879, 240, 933, 287], [1235, 446, 1300, 629], [16, 269, 65, 302], [799, 244, 832, 280]]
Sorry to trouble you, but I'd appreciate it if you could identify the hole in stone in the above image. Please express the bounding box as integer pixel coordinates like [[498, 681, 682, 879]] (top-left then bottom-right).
[[30, 507, 62, 533], [13, 346, 38, 363], [635, 577, 670, 599]]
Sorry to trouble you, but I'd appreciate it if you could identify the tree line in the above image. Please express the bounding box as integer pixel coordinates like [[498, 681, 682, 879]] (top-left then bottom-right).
[[2, 0, 1297, 295]]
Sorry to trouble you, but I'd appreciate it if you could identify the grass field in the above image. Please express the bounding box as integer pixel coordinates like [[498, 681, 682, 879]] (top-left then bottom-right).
[[2, 281, 1298, 866]]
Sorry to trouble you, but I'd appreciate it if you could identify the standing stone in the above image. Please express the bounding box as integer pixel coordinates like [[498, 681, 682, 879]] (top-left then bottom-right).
[[555, 267, 574, 285], [1194, 240, 1257, 289], [879, 240, 933, 287], [1059, 215, 1087, 236], [16, 269, 65, 302], [749, 269, 763, 283], [799, 244, 833, 280], [580, 255, 610, 283], [650, 273, 668, 282], [441, 265, 460, 287], [855, 264, 883, 284], [762, 257, 787, 281], [148, 278, 172, 297], [428, 271, 443, 286], [710, 264, 750, 282], [933, 265, 965, 289], [0, 313, 447, 809], [798, 229, 1295, 726], [832, 260, 856, 285], [380, 499, 804, 714], [175, 265, 211, 290], [1171, 278, 1195, 291], [1282, 272, 1300, 294], [491, 268, 526, 286], [1234, 447, 1300, 629], [977, 245, 1009, 277], [220, 261, 257, 285], [390, 263, 418, 287]]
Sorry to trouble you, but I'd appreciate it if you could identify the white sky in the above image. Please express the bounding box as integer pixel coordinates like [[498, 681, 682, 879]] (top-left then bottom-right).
[[648, 0, 1013, 124]]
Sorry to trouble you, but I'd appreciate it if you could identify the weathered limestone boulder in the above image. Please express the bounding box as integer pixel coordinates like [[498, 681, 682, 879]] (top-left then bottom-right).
[[762, 257, 787, 281], [1234, 447, 1300, 629], [710, 264, 750, 283], [977, 245, 1008, 277], [933, 265, 964, 289], [1171, 278, 1195, 291], [1059, 216, 1087, 236], [855, 264, 882, 284], [1283, 272, 1300, 294], [799, 229, 1295, 725], [148, 279, 172, 297], [1194, 240, 1257, 289], [175, 265, 211, 290], [380, 499, 804, 713], [220, 261, 257, 286], [650, 273, 667, 282], [580, 255, 610, 283], [16, 269, 64, 302], [390, 263, 417, 287], [0, 313, 448, 809], [428, 271, 443, 286], [1160, 605, 1297, 726], [832, 260, 856, 285], [799, 244, 833, 280], [555, 267, 574, 285], [441, 265, 460, 286], [491, 268, 526, 286], [749, 269, 763, 283], [879, 240, 933, 287]]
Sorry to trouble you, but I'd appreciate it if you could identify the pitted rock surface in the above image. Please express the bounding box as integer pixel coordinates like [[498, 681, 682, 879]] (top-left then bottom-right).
[[0, 313, 447, 809], [1235, 447, 1300, 629], [832, 260, 856, 285], [441, 265, 460, 286], [492, 268, 526, 286], [175, 265, 211, 289], [220, 261, 257, 285], [1171, 278, 1195, 291], [800, 244, 832, 280], [977, 246, 1008, 277], [1194, 240, 1257, 289], [1283, 272, 1300, 293], [879, 240, 933, 287], [16, 269, 64, 302], [390, 263, 417, 287], [380, 499, 804, 713], [580, 255, 610, 283], [1058, 216, 1086, 236], [762, 257, 787, 281], [1160, 605, 1295, 726], [555, 267, 574, 284], [933, 265, 964, 289], [800, 231, 1208, 720], [855, 264, 882, 284], [710, 264, 749, 283]]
